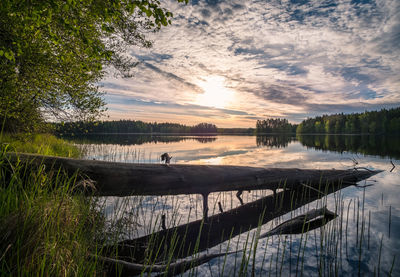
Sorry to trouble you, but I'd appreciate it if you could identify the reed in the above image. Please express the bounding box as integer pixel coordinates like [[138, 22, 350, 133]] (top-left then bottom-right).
[[0, 149, 105, 276]]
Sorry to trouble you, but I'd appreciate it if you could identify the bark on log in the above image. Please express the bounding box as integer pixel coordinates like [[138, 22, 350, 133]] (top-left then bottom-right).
[[7, 153, 381, 196]]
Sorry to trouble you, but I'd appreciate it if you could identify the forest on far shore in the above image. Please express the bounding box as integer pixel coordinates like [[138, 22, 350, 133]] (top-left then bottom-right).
[[296, 107, 400, 134], [55, 121, 220, 134], [54, 107, 400, 135]]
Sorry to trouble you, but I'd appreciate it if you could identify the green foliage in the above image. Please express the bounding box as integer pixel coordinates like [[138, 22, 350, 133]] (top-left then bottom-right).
[[191, 122, 217, 133], [0, 0, 187, 132], [256, 118, 296, 134], [296, 107, 400, 134], [0, 151, 106, 275], [0, 133, 81, 157]]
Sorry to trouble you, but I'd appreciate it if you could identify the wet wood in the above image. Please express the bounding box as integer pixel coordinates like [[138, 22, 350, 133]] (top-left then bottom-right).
[[7, 153, 381, 196], [259, 206, 337, 238]]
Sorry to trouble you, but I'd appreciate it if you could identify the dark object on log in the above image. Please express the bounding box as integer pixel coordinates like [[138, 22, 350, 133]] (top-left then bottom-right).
[[94, 251, 240, 277], [259, 206, 337, 238], [161, 152, 172, 164], [7, 153, 381, 197]]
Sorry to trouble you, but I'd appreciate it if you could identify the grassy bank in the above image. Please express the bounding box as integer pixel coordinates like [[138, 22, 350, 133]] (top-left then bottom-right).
[[0, 134, 106, 276], [0, 133, 81, 158]]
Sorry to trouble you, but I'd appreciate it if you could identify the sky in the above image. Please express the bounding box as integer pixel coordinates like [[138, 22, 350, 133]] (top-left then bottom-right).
[[100, 0, 400, 128]]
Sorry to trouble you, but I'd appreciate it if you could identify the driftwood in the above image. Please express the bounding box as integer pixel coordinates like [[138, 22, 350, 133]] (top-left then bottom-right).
[[8, 152, 381, 219], [7, 153, 381, 197], [94, 251, 240, 277], [259, 206, 337, 238]]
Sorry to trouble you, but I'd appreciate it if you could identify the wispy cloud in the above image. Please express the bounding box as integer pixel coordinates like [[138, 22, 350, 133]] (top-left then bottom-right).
[[100, 0, 400, 126]]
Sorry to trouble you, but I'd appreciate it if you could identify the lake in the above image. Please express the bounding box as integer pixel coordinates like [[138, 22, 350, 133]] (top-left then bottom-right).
[[70, 134, 399, 276]]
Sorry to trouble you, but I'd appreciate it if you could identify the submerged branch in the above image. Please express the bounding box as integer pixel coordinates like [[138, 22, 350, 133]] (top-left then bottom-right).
[[93, 251, 241, 276], [259, 207, 337, 238], [390, 160, 395, 172]]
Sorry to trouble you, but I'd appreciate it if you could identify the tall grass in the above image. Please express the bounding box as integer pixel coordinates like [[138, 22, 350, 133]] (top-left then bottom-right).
[[0, 133, 81, 158], [0, 149, 106, 276]]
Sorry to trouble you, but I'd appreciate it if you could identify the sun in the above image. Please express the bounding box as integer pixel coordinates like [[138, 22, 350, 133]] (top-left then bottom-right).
[[194, 76, 235, 109]]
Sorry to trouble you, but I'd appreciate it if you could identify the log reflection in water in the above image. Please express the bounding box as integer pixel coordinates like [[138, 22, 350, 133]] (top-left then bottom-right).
[[114, 180, 354, 263]]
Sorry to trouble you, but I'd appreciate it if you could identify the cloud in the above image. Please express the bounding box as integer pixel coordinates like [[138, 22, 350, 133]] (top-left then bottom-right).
[[103, 93, 257, 127], [99, 0, 400, 126], [141, 62, 202, 92]]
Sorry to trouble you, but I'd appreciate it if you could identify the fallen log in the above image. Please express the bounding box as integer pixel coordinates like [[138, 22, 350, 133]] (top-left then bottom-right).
[[8, 152, 381, 220], [7, 153, 381, 197], [259, 206, 337, 238], [94, 251, 240, 277]]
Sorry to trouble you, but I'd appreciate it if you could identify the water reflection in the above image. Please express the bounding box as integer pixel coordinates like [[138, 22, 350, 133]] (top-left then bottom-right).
[[256, 135, 295, 148], [62, 133, 217, 145], [297, 134, 400, 159], [73, 134, 399, 276]]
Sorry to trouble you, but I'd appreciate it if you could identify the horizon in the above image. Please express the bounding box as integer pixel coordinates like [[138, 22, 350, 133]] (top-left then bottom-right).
[[71, 105, 400, 129], [101, 0, 400, 128]]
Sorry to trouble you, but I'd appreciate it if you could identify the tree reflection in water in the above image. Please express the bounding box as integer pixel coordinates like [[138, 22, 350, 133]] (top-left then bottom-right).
[[297, 134, 400, 159], [61, 134, 217, 145], [256, 135, 296, 148]]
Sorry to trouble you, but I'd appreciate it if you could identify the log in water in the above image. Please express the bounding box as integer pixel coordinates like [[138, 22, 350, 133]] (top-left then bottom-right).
[[8, 153, 381, 196]]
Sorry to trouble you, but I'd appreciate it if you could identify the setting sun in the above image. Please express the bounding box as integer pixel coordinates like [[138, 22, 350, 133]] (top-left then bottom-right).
[[194, 76, 235, 109]]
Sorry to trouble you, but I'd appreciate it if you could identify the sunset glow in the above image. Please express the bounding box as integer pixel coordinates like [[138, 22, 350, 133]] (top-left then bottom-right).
[[194, 76, 235, 109], [101, 0, 400, 127]]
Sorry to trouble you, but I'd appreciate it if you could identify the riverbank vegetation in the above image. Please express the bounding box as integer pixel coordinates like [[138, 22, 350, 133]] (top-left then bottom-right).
[[0, 1, 191, 274], [0, 133, 81, 158], [0, 143, 106, 275]]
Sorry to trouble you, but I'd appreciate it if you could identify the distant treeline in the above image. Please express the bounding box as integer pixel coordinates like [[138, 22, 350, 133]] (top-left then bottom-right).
[[54, 120, 258, 135], [55, 120, 218, 134], [60, 134, 217, 145], [296, 107, 400, 134], [256, 118, 297, 134]]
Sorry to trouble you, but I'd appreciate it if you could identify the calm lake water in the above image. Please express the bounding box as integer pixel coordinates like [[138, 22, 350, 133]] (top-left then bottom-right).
[[71, 134, 399, 276]]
